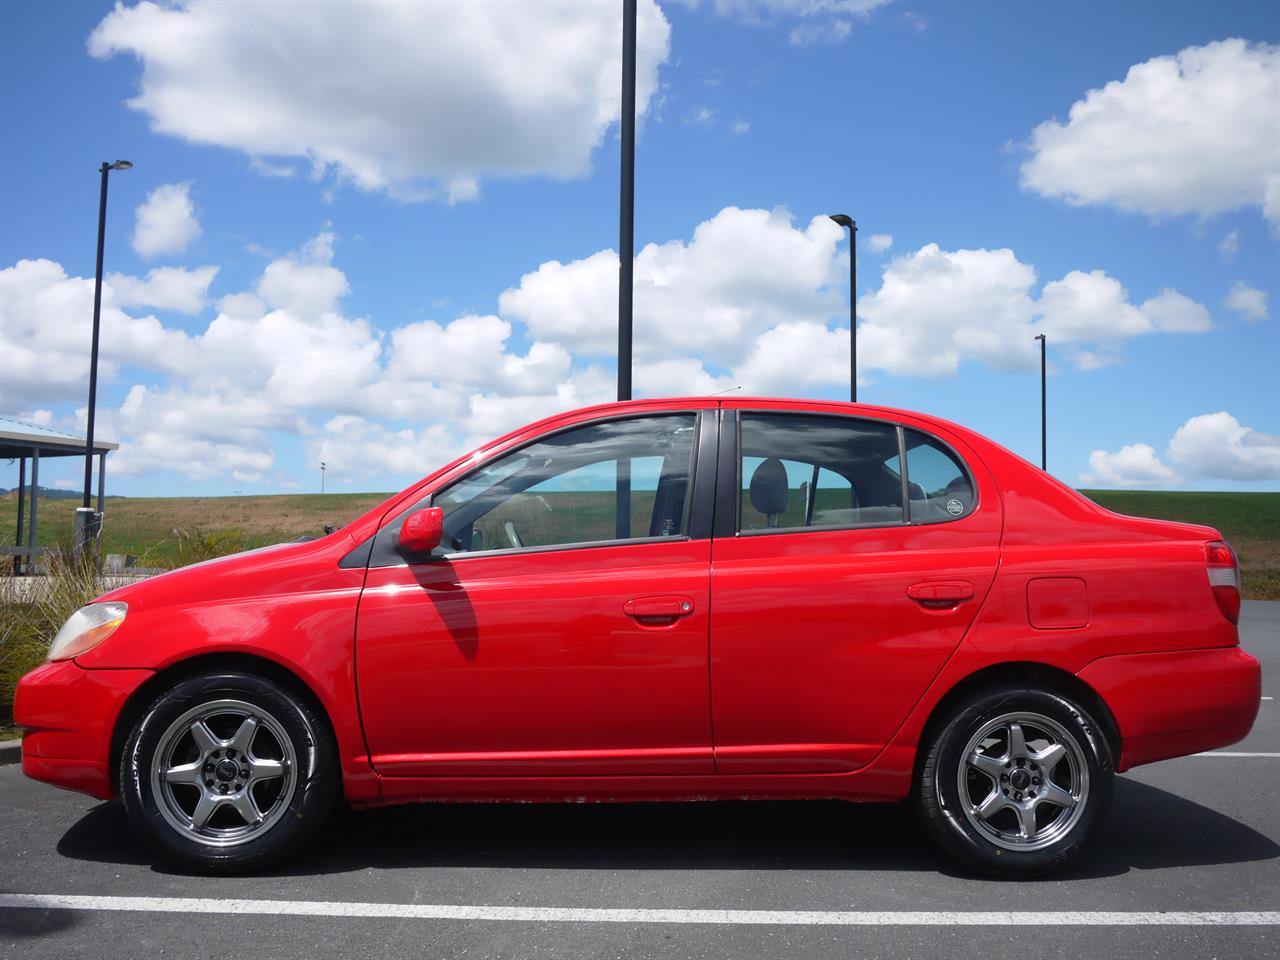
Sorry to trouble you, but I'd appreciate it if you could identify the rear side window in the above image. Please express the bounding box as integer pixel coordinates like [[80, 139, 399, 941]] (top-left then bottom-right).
[[738, 414, 905, 532], [903, 428, 976, 522]]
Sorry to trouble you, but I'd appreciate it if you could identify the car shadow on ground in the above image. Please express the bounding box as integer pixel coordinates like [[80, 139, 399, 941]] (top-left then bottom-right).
[[0, 904, 79, 940], [54, 777, 1277, 882]]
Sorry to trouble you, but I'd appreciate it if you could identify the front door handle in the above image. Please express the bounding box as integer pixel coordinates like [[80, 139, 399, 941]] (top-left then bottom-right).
[[624, 596, 695, 620], [907, 580, 975, 608]]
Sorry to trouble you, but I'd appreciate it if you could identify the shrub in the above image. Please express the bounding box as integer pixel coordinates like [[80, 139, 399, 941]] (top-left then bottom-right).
[[0, 553, 106, 727]]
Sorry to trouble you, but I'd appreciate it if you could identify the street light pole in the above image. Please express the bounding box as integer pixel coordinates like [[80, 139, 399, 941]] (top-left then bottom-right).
[[614, 0, 637, 541], [829, 214, 857, 403], [321, 461, 326, 495], [617, 0, 637, 403], [1034, 333, 1047, 470], [82, 160, 132, 511]]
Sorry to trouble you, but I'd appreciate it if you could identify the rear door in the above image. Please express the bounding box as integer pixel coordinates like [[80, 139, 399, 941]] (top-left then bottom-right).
[[708, 407, 1002, 773]]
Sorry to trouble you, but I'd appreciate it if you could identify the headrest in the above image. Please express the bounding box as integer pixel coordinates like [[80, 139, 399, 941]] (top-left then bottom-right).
[[749, 457, 790, 517]]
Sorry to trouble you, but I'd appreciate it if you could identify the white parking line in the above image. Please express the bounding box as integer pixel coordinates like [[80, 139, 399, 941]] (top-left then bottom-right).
[[1, 894, 1277, 926], [1192, 752, 1280, 758]]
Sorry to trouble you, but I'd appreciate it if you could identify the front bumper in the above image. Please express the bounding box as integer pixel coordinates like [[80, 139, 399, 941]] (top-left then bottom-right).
[[14, 660, 153, 800], [1078, 646, 1261, 771]]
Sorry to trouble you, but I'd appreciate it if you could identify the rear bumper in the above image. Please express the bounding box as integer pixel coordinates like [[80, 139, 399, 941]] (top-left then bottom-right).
[[14, 660, 153, 800], [1078, 646, 1261, 771]]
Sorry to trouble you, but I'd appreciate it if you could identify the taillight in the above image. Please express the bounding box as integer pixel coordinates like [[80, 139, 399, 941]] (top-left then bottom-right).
[[1205, 540, 1241, 624]]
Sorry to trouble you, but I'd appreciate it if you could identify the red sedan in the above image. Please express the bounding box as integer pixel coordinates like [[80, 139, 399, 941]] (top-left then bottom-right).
[[16, 397, 1260, 876]]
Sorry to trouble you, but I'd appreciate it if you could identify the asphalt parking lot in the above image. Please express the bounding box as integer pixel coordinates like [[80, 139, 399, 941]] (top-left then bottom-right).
[[2, 602, 1276, 960]]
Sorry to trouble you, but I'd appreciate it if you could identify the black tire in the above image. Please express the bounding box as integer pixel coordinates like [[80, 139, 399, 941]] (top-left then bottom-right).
[[119, 671, 338, 874], [916, 684, 1114, 878]]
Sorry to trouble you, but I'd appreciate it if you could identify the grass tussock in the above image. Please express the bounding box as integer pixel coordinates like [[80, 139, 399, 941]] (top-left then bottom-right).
[[0, 552, 107, 726]]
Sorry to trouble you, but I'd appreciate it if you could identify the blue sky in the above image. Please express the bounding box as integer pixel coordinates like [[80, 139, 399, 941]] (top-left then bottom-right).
[[1, 0, 1277, 497]]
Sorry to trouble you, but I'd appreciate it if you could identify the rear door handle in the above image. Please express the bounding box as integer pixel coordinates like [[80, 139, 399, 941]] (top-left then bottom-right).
[[624, 596, 695, 619], [907, 580, 975, 608]]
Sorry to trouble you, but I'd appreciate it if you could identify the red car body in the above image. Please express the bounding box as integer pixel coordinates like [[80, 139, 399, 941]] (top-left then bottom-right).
[[16, 397, 1261, 810]]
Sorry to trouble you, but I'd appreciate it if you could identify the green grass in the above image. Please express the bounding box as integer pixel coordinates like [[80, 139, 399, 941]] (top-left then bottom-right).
[[1079, 490, 1280, 542], [1081, 490, 1280, 600], [0, 492, 392, 569]]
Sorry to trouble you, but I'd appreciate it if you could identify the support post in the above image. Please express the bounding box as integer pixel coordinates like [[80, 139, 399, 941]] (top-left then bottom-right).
[[97, 452, 106, 514], [28, 447, 39, 569], [14, 456, 25, 575]]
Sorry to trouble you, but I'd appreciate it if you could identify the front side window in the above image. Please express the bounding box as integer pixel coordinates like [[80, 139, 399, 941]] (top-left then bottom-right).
[[738, 413, 905, 532], [432, 415, 697, 553]]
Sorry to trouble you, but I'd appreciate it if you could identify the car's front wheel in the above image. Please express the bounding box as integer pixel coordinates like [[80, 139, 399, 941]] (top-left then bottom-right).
[[916, 684, 1114, 877], [119, 671, 338, 873]]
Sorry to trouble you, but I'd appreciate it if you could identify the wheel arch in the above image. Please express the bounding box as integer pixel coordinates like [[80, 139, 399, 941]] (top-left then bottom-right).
[[913, 660, 1122, 779], [108, 651, 339, 800]]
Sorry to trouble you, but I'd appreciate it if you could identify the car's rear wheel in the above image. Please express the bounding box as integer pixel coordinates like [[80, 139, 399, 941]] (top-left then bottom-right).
[[916, 684, 1113, 877], [119, 671, 338, 874]]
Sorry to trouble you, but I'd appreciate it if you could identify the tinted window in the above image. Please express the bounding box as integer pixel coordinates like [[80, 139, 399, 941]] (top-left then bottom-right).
[[432, 415, 697, 553], [738, 414, 905, 532], [904, 428, 975, 522]]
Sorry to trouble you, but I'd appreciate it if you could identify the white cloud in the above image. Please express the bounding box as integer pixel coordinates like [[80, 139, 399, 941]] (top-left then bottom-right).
[[1218, 228, 1239, 258], [1081, 412, 1280, 487], [132, 182, 201, 258], [500, 207, 844, 368], [310, 415, 461, 482], [734, 322, 854, 395], [102, 383, 298, 481], [2, 209, 1227, 489], [90, 0, 671, 199], [711, 0, 891, 46], [1168, 412, 1280, 481], [502, 214, 1213, 400], [0, 258, 195, 407], [255, 232, 349, 318], [1021, 40, 1280, 229], [1224, 281, 1268, 322], [867, 233, 893, 253], [730, 120, 751, 135], [1081, 444, 1178, 487], [1140, 289, 1213, 333], [106, 265, 218, 314], [2, 231, 613, 487], [856, 247, 1212, 379], [688, 106, 715, 126]]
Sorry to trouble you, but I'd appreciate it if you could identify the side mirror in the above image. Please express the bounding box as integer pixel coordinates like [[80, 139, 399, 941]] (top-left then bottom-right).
[[398, 507, 444, 556]]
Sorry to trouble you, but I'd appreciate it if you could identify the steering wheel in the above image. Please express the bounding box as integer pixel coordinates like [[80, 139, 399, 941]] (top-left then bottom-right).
[[503, 520, 525, 549]]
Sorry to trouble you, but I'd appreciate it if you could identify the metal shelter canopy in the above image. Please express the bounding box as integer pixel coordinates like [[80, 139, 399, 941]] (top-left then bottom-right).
[[1, 415, 118, 572]]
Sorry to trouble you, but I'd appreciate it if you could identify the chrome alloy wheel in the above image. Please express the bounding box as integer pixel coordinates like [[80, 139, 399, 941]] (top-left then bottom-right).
[[149, 699, 298, 848], [956, 710, 1090, 852]]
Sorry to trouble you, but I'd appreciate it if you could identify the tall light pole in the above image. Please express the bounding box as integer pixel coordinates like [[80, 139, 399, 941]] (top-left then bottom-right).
[[83, 160, 132, 512], [616, 0, 637, 404], [1034, 333, 1047, 470], [614, 0, 637, 541], [320, 461, 326, 495], [829, 214, 857, 402]]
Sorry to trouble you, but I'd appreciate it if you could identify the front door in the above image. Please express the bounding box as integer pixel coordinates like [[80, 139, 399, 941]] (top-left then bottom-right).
[[355, 411, 717, 778], [709, 408, 1002, 773]]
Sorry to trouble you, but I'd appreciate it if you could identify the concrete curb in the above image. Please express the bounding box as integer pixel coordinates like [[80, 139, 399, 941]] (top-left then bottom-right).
[[0, 739, 20, 765]]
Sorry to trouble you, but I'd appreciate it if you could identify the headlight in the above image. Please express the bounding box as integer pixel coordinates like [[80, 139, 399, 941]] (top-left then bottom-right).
[[47, 602, 128, 662]]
